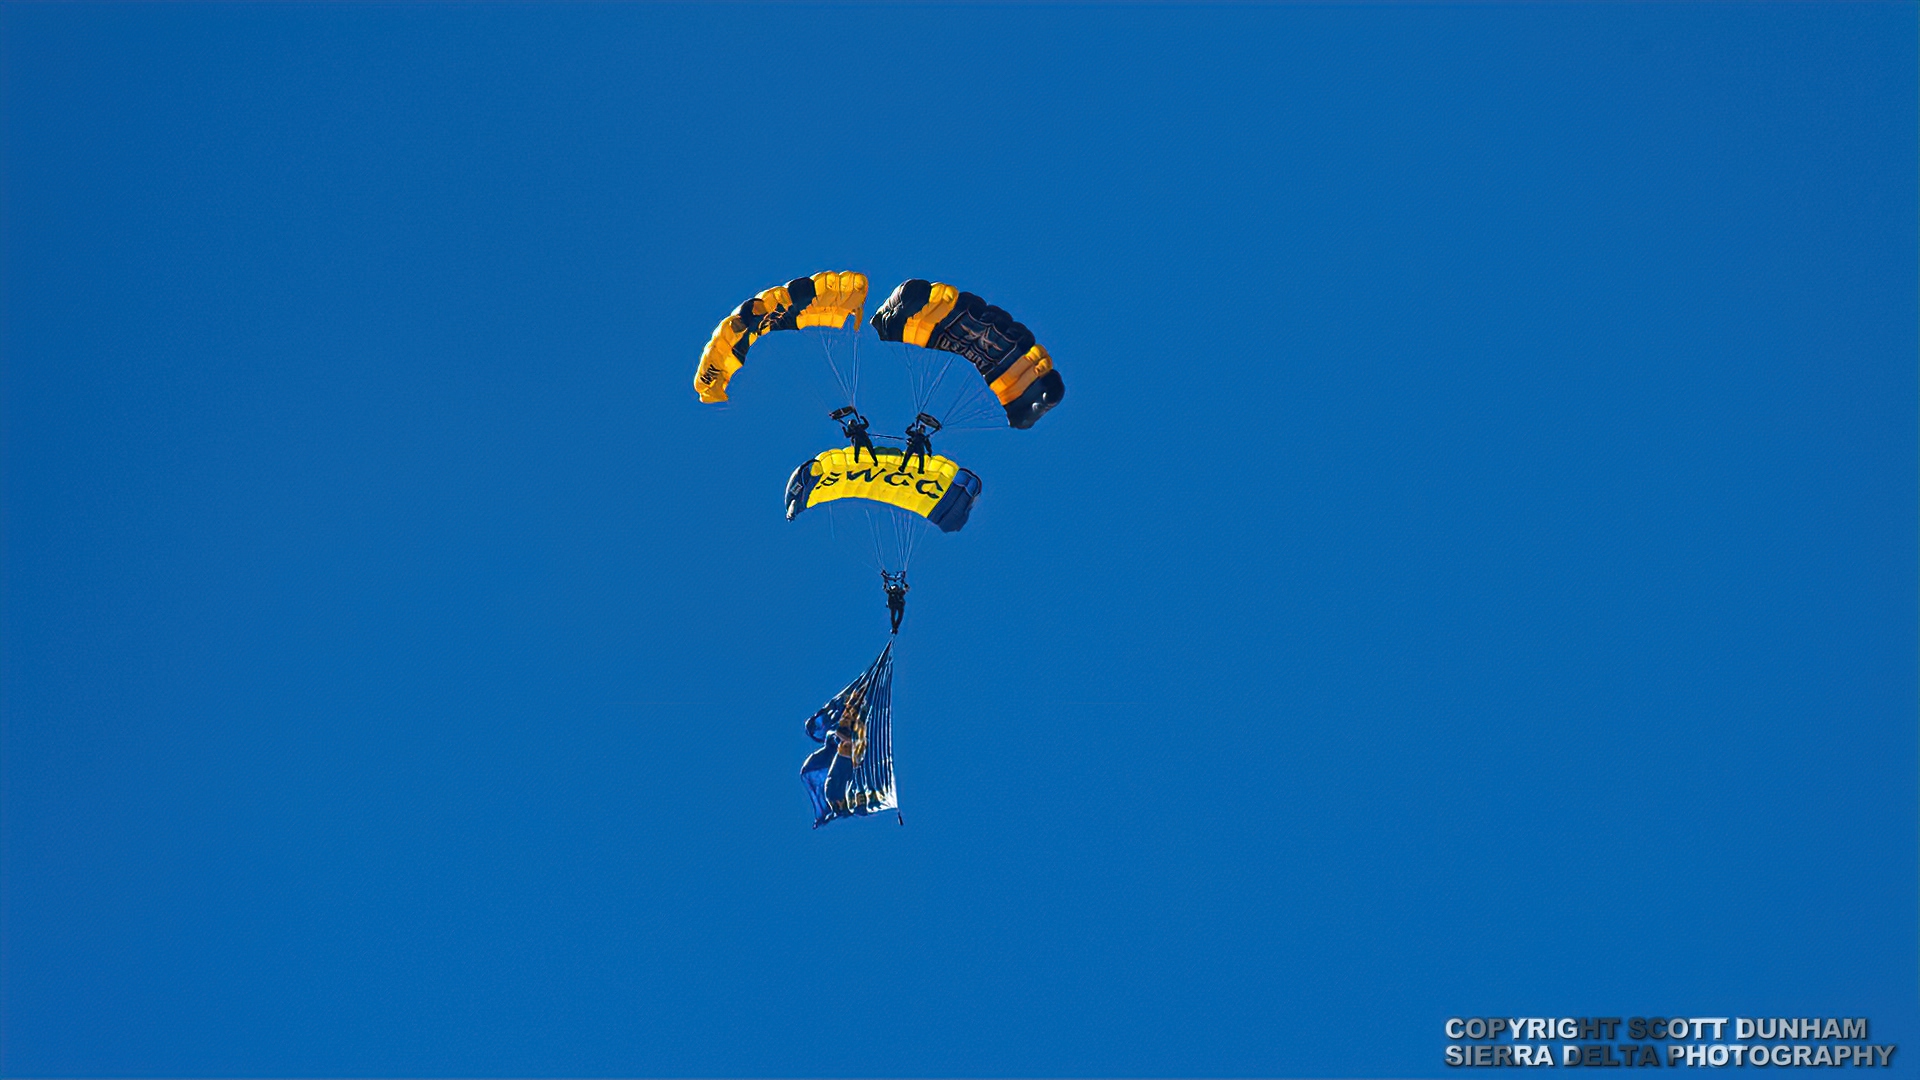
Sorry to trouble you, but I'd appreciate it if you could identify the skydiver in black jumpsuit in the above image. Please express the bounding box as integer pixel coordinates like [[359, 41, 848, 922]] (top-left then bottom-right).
[[902, 419, 934, 474], [882, 571, 909, 634], [834, 408, 877, 465]]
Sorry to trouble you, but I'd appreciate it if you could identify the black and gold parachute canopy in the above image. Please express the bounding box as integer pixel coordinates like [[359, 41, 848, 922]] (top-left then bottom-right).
[[693, 271, 868, 404], [870, 279, 1066, 429]]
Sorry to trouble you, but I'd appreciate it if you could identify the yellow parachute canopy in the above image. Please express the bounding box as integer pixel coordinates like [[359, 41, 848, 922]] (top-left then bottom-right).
[[694, 271, 869, 403], [784, 446, 982, 533]]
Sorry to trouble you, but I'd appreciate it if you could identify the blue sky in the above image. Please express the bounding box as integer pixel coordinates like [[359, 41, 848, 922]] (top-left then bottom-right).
[[3, 3, 1915, 1076]]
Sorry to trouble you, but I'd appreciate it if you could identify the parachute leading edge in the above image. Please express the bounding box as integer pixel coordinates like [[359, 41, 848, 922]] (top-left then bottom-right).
[[785, 446, 982, 533]]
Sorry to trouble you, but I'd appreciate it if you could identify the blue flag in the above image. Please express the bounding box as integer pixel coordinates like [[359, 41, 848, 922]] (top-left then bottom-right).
[[800, 641, 897, 828]]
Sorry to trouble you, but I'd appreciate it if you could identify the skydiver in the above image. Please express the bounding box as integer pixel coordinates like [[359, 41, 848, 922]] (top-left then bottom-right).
[[831, 406, 877, 465], [902, 418, 934, 474], [881, 571, 909, 634]]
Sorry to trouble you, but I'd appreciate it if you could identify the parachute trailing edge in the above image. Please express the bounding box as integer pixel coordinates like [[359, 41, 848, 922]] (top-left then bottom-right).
[[694, 271, 869, 403], [785, 446, 981, 533], [870, 279, 1066, 429]]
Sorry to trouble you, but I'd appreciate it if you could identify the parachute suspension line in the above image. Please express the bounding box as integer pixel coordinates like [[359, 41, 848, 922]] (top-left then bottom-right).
[[882, 504, 920, 574], [935, 373, 1001, 430], [793, 349, 851, 431], [835, 504, 925, 576], [843, 324, 861, 408], [786, 329, 841, 420], [883, 506, 901, 573], [815, 332, 857, 408], [838, 331, 858, 404], [911, 361, 930, 415], [813, 332, 833, 392], [899, 513, 921, 573], [800, 356, 835, 419], [837, 331, 861, 405], [918, 353, 962, 417], [897, 340, 916, 411], [899, 339, 931, 415], [893, 507, 911, 573], [851, 504, 913, 576], [928, 366, 1006, 431], [829, 507, 883, 575], [849, 322, 862, 409], [863, 505, 889, 574]]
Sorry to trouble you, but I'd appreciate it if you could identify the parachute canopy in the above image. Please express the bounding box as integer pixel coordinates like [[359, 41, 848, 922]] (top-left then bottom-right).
[[694, 270, 869, 403], [785, 446, 981, 533], [870, 279, 1065, 429], [800, 640, 897, 827]]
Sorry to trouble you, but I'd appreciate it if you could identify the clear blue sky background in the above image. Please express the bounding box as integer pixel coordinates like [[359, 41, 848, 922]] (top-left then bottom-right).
[[3, 3, 1915, 1076]]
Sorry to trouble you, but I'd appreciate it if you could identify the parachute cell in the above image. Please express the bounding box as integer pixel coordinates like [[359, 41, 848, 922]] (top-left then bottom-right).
[[870, 279, 1065, 429], [694, 270, 870, 403]]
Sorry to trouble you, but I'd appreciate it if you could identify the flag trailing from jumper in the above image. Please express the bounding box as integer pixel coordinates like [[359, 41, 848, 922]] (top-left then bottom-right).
[[799, 641, 897, 828]]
